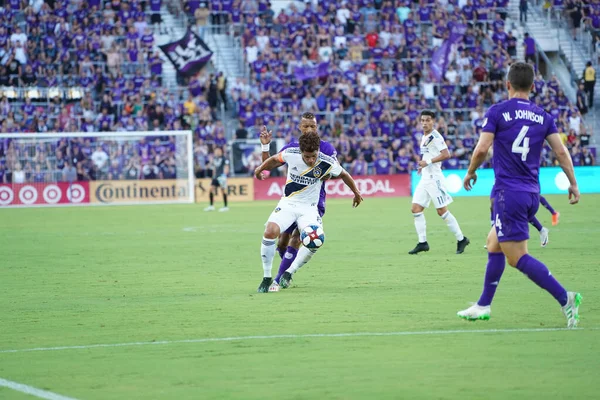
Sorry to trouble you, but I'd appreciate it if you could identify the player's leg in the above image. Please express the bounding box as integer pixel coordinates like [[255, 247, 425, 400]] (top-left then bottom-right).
[[277, 230, 292, 259], [498, 191, 581, 327], [280, 207, 323, 288], [409, 181, 430, 254], [540, 195, 560, 225], [458, 227, 505, 321], [204, 180, 218, 211], [219, 184, 229, 212], [431, 181, 469, 254], [529, 216, 549, 247], [273, 227, 300, 284], [258, 205, 296, 293]]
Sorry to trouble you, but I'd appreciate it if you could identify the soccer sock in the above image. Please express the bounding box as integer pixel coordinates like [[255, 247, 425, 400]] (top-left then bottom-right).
[[286, 246, 317, 274], [277, 246, 286, 259], [209, 192, 214, 206], [413, 212, 427, 243], [275, 246, 298, 283], [530, 216, 543, 232], [477, 252, 506, 306], [516, 254, 568, 306], [223, 193, 228, 207], [540, 196, 557, 215], [261, 237, 276, 278], [441, 211, 464, 241]]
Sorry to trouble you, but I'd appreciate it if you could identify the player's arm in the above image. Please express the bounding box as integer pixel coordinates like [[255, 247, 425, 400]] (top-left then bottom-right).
[[546, 133, 580, 204], [417, 148, 450, 168], [223, 160, 230, 177], [464, 131, 494, 191], [254, 153, 284, 180], [259, 125, 273, 162]]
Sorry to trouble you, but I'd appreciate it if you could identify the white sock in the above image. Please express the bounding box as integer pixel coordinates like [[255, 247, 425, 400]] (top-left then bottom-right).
[[261, 237, 276, 277], [286, 246, 317, 274], [413, 212, 427, 243], [441, 211, 464, 241]]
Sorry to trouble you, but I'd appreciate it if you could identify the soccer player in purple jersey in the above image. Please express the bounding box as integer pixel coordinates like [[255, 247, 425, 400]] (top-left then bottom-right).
[[259, 112, 338, 291], [458, 62, 582, 328]]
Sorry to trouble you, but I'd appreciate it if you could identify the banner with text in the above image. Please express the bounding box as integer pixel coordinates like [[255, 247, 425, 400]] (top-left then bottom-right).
[[0, 182, 89, 207], [195, 177, 254, 203], [254, 175, 411, 201], [90, 180, 190, 205]]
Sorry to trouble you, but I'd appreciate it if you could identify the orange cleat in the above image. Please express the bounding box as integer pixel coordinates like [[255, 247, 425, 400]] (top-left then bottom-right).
[[552, 212, 560, 226]]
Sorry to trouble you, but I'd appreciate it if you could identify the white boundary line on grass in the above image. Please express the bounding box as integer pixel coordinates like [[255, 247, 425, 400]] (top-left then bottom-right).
[[0, 377, 79, 400], [1, 327, 596, 355]]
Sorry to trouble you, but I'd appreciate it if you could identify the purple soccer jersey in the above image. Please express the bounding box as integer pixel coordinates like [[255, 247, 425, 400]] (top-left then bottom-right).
[[484, 98, 558, 242]]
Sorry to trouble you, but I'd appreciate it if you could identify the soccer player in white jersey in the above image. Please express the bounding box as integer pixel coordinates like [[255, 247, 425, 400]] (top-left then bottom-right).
[[409, 110, 470, 255], [254, 130, 363, 293]]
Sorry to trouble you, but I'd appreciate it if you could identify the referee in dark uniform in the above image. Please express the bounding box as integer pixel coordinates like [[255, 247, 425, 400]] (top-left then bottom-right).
[[204, 147, 230, 212]]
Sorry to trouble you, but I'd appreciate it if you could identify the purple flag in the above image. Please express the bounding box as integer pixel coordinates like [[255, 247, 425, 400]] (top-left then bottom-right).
[[431, 23, 467, 82], [294, 62, 330, 81], [159, 29, 213, 77]]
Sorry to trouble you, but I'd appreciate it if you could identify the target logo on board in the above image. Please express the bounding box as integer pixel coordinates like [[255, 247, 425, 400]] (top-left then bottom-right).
[[67, 184, 86, 203], [19, 185, 38, 205], [43, 185, 62, 204], [0, 186, 14, 205]]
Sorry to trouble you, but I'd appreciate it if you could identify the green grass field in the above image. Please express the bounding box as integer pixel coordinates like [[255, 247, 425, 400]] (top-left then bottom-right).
[[1, 195, 599, 399]]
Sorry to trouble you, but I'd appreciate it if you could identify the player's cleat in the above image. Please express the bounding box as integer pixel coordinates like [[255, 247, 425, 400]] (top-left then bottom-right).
[[257, 277, 273, 293], [540, 227, 549, 247], [218, 207, 229, 212], [268, 281, 280, 292], [457, 304, 491, 321], [562, 292, 582, 329], [280, 272, 293, 289], [204, 206, 215, 212], [408, 242, 429, 254], [552, 212, 560, 226], [456, 237, 470, 254]]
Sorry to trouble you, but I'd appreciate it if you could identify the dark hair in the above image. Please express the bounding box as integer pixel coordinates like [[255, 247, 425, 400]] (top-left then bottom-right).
[[299, 131, 320, 153], [420, 110, 436, 119], [507, 62, 534, 91], [301, 112, 316, 120]]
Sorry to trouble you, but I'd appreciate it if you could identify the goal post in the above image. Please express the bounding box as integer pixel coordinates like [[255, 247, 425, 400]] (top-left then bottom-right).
[[0, 130, 195, 208]]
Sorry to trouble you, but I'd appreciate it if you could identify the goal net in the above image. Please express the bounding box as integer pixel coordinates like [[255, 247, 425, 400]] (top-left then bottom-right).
[[0, 130, 194, 208]]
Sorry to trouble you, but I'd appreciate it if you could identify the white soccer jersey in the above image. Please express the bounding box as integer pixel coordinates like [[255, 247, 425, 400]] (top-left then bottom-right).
[[278, 148, 343, 205], [419, 129, 447, 179]]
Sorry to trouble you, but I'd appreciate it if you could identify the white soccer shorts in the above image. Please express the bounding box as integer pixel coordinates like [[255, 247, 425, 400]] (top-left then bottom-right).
[[412, 178, 453, 209], [266, 201, 323, 233]]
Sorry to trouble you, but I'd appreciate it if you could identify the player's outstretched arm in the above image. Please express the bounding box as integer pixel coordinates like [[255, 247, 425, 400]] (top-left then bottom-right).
[[254, 154, 284, 180], [259, 125, 273, 162], [546, 133, 580, 204], [464, 131, 494, 191], [338, 170, 363, 208]]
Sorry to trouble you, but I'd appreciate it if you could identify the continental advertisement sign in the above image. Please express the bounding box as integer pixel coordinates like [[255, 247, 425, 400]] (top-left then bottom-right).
[[195, 177, 254, 203], [90, 180, 190, 204]]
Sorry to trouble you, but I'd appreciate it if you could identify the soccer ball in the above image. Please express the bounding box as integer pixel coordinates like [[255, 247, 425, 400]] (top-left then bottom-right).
[[301, 225, 325, 249]]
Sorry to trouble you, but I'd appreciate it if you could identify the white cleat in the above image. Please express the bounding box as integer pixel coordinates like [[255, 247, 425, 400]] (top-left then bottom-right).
[[204, 206, 215, 212], [218, 207, 229, 212], [540, 227, 549, 247], [562, 292, 583, 329], [457, 304, 491, 321], [268, 281, 280, 292]]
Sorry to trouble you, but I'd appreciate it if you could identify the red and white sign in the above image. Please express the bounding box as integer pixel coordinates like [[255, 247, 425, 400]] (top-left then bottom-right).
[[0, 182, 90, 207], [254, 175, 411, 200]]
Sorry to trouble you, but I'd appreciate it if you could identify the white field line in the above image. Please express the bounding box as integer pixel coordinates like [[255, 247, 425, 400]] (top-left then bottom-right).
[[0, 377, 79, 400], [0, 327, 596, 355]]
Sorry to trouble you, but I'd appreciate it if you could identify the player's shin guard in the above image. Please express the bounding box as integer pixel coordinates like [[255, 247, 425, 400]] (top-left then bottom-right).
[[286, 246, 317, 274], [261, 237, 277, 278], [275, 246, 298, 283], [413, 212, 427, 242], [223, 193, 228, 207], [478, 252, 506, 306], [516, 254, 568, 306], [530, 216, 543, 232], [441, 211, 464, 241]]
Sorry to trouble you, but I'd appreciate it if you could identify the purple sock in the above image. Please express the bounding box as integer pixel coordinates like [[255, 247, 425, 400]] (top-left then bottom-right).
[[530, 216, 543, 232], [516, 254, 568, 306], [478, 252, 506, 306], [540, 196, 556, 215], [274, 246, 298, 283]]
